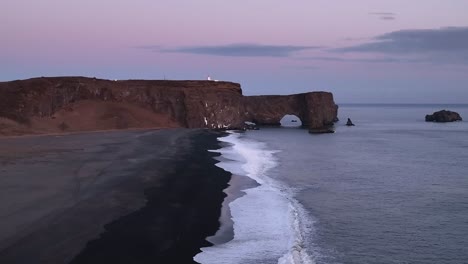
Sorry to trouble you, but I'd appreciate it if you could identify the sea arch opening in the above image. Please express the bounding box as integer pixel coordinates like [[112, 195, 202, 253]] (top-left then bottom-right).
[[280, 114, 302, 127]]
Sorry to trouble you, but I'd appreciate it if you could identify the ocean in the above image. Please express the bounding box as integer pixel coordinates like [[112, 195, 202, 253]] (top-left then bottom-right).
[[195, 104, 468, 264]]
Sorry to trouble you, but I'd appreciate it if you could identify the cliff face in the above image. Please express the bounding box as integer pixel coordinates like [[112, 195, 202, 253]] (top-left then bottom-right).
[[0, 77, 338, 135], [243, 92, 338, 131]]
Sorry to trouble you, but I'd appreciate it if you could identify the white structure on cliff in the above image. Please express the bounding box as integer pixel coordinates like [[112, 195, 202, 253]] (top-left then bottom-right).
[[207, 75, 219, 82]]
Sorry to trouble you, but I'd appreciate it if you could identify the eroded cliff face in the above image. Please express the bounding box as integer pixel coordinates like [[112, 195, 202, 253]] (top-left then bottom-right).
[[0, 77, 338, 135], [243, 92, 338, 131]]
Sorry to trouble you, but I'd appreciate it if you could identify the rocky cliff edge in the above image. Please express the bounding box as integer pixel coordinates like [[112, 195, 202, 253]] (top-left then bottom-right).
[[0, 77, 338, 136]]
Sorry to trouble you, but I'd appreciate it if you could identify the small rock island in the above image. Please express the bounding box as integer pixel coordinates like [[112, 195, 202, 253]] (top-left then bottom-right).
[[346, 118, 355, 126], [425, 110, 462, 123]]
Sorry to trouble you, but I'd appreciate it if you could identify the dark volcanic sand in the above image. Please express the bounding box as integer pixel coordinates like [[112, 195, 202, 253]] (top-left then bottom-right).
[[0, 129, 230, 264]]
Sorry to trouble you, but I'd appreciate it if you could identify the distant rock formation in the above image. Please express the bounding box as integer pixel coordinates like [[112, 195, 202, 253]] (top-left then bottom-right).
[[0, 77, 338, 136], [346, 118, 355, 126], [425, 110, 462, 123], [244, 93, 338, 133]]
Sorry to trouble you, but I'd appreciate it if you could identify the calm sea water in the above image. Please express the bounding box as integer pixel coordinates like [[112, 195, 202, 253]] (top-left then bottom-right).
[[196, 104, 468, 264]]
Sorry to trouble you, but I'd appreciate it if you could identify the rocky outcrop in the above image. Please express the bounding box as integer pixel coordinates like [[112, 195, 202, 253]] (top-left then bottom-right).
[[425, 110, 462, 123], [346, 118, 355, 126], [0, 77, 338, 135], [243, 92, 338, 132]]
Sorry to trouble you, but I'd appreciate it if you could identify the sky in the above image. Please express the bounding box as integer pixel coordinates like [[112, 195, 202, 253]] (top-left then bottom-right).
[[2, 0, 468, 103]]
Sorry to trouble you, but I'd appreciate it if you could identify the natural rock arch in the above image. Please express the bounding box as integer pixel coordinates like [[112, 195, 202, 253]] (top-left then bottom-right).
[[243, 95, 307, 126], [280, 114, 302, 127], [242, 92, 337, 132]]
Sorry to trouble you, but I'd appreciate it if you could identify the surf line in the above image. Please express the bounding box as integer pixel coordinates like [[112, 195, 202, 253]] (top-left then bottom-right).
[[195, 132, 314, 264]]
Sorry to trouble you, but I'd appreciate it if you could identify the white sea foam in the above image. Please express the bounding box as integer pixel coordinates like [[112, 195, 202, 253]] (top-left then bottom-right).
[[194, 132, 315, 264]]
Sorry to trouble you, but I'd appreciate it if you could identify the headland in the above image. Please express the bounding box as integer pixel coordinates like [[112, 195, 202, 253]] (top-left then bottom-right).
[[0, 77, 338, 135]]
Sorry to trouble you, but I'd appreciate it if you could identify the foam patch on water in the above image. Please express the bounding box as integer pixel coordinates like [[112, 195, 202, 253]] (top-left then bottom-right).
[[194, 132, 315, 264]]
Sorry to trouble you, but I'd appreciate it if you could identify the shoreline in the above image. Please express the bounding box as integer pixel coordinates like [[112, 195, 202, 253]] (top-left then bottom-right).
[[0, 128, 231, 263], [205, 173, 258, 246]]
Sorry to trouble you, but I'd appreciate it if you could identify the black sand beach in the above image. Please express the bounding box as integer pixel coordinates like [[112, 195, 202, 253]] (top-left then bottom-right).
[[0, 129, 230, 264]]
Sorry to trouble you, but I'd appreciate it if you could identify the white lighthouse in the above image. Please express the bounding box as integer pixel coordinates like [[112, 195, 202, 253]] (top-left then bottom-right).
[[207, 75, 219, 82]]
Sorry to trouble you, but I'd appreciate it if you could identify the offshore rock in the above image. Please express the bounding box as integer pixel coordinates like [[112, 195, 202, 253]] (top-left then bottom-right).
[[425, 110, 462, 123], [346, 118, 355, 126], [0, 77, 338, 135]]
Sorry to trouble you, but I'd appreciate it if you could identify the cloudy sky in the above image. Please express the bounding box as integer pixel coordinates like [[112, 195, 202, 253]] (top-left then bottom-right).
[[2, 0, 468, 103]]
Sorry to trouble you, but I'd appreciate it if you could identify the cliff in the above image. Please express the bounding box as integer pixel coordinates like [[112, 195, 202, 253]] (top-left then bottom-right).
[[244, 92, 338, 131], [0, 77, 338, 136]]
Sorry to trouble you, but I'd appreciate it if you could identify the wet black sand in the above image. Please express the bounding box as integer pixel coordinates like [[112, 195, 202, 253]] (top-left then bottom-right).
[[0, 129, 230, 263]]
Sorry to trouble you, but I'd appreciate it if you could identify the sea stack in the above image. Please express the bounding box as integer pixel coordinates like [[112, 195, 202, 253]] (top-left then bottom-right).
[[425, 110, 462, 123], [346, 118, 355, 126]]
